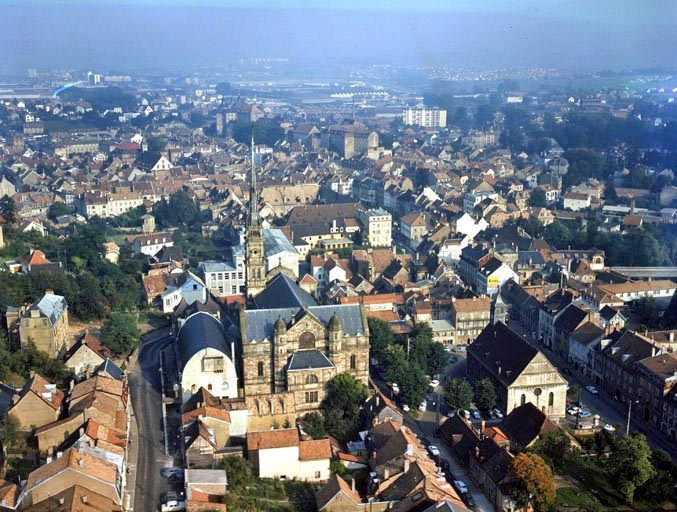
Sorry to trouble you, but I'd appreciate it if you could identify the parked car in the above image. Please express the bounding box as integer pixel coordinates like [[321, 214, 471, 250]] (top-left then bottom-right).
[[391, 383, 399, 394], [577, 410, 592, 418], [429, 379, 440, 388], [418, 400, 427, 412], [470, 409, 481, 420], [567, 405, 580, 415], [428, 445, 440, 457], [491, 408, 504, 419], [453, 480, 468, 494], [585, 385, 599, 395], [402, 404, 410, 412], [464, 493, 476, 508], [603, 423, 616, 432]]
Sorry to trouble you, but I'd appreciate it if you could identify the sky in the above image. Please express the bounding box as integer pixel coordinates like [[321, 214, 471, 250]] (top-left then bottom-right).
[[1, 0, 675, 73]]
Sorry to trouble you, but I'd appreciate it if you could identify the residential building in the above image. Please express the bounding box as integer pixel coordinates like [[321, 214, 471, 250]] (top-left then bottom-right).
[[19, 291, 69, 358], [8, 373, 65, 430], [399, 211, 428, 249], [449, 296, 492, 346], [357, 208, 392, 248], [246, 428, 331, 481], [402, 107, 447, 128], [198, 248, 246, 297]]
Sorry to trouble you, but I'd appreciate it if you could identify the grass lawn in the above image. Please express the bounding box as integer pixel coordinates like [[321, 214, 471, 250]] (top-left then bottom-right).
[[556, 486, 601, 509]]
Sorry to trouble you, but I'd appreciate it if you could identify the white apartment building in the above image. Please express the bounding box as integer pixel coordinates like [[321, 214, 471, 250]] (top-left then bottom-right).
[[357, 208, 392, 248], [198, 246, 246, 297], [402, 107, 447, 128]]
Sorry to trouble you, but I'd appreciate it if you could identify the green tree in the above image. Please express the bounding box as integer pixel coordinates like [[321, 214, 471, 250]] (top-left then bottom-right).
[[100, 313, 141, 355], [145, 136, 166, 152], [320, 373, 368, 439], [399, 363, 428, 408], [607, 433, 655, 504], [0, 412, 21, 457], [220, 456, 255, 493], [530, 431, 573, 471], [0, 195, 17, 224], [446, 378, 473, 412], [528, 188, 547, 207], [473, 378, 496, 415], [47, 202, 70, 222], [508, 452, 556, 512], [638, 448, 677, 502], [427, 341, 450, 377], [544, 220, 572, 249], [302, 412, 326, 440], [329, 460, 346, 476], [637, 296, 661, 328], [367, 317, 394, 361]]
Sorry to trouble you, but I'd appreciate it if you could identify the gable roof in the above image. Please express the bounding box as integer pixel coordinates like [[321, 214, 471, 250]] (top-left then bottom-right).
[[467, 322, 538, 386], [177, 312, 231, 369], [247, 428, 299, 451], [500, 402, 566, 448], [315, 474, 362, 510], [35, 292, 68, 326], [253, 273, 317, 309], [299, 438, 331, 461], [18, 373, 65, 411], [288, 350, 335, 371]]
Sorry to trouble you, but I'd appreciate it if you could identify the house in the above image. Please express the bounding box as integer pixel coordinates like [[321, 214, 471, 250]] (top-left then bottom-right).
[[316, 474, 365, 512], [601, 331, 659, 401], [160, 271, 209, 314], [562, 192, 591, 211], [364, 392, 404, 427], [476, 257, 518, 297], [500, 402, 579, 451], [22, 447, 123, 508], [126, 232, 174, 257], [568, 322, 606, 377], [185, 469, 228, 509], [538, 289, 575, 350], [8, 373, 65, 431], [133, 151, 173, 172], [20, 484, 122, 512], [634, 353, 677, 435], [19, 291, 69, 358], [63, 331, 112, 379], [552, 303, 593, 358], [399, 211, 428, 250], [466, 322, 568, 418], [246, 428, 331, 481]]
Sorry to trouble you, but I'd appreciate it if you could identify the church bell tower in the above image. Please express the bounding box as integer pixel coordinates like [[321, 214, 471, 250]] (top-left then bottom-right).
[[245, 133, 266, 298]]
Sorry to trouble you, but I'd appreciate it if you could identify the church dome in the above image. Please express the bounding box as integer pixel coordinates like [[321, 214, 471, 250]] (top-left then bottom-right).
[[328, 312, 342, 332]]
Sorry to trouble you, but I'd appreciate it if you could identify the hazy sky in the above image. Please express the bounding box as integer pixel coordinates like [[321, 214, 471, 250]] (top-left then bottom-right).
[[1, 0, 675, 73]]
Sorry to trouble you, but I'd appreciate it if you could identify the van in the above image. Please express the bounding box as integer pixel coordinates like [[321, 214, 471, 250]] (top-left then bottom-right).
[[161, 500, 186, 512]]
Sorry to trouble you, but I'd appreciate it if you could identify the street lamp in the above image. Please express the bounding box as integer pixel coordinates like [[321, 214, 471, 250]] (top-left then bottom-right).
[[626, 399, 639, 436]]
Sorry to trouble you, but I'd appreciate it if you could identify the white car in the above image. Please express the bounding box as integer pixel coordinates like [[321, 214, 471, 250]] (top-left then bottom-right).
[[402, 404, 410, 412], [567, 405, 580, 415], [603, 423, 616, 432], [428, 445, 440, 457], [585, 385, 599, 395], [391, 383, 399, 394], [453, 480, 469, 494], [419, 400, 427, 412], [491, 408, 504, 419], [429, 379, 440, 388]]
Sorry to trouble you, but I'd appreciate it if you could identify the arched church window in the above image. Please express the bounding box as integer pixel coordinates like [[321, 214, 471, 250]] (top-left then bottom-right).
[[350, 354, 357, 370], [548, 392, 554, 406], [305, 374, 318, 385], [208, 383, 213, 391], [520, 394, 526, 406], [257, 361, 264, 377], [299, 331, 316, 350]]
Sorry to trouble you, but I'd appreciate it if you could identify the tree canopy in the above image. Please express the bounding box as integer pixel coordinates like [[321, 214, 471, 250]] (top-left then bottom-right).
[[100, 313, 141, 356], [508, 452, 556, 512], [320, 373, 368, 439], [607, 434, 655, 504], [473, 378, 497, 414], [445, 378, 473, 412]]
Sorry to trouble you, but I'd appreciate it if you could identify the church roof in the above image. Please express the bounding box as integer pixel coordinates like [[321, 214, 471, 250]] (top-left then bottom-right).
[[244, 304, 365, 343], [288, 350, 335, 371], [254, 273, 317, 309], [264, 228, 298, 257], [177, 312, 231, 369]]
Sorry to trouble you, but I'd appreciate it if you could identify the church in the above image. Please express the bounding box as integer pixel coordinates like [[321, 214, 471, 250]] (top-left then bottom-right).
[[175, 140, 370, 430]]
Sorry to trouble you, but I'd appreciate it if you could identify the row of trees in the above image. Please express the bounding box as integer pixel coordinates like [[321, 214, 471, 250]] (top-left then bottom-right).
[[445, 377, 497, 415]]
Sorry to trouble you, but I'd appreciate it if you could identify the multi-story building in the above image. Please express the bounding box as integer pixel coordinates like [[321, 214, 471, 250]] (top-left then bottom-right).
[[449, 296, 493, 345], [198, 247, 246, 297], [357, 208, 392, 248], [321, 125, 378, 159], [18, 291, 69, 358], [402, 107, 447, 128]]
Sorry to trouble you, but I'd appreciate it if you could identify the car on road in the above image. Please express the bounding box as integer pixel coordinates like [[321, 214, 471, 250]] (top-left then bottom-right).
[[419, 400, 427, 412], [429, 379, 440, 388], [453, 480, 468, 494], [428, 445, 440, 457], [391, 383, 399, 394], [577, 410, 592, 418], [566, 406, 580, 415], [470, 409, 481, 420], [491, 408, 504, 419], [161, 468, 184, 478], [402, 404, 410, 412], [444, 345, 453, 353], [464, 493, 476, 508], [603, 423, 616, 432], [585, 385, 599, 395]]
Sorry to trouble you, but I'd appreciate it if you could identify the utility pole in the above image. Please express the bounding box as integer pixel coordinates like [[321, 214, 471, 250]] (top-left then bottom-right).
[[626, 400, 638, 436]]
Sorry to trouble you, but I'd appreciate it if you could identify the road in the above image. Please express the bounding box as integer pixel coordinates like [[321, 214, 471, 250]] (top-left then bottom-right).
[[128, 328, 175, 512]]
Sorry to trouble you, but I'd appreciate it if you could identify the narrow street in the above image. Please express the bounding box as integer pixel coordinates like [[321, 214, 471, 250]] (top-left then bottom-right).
[[128, 330, 175, 512]]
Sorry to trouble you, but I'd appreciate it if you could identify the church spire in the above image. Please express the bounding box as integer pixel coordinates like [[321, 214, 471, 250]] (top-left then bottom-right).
[[248, 129, 260, 228]]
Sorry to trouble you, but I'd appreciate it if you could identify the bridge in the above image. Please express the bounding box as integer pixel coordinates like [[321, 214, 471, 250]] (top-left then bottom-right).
[[608, 267, 677, 279]]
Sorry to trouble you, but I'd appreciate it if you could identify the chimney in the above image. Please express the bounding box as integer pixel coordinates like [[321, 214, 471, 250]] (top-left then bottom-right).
[[351, 477, 356, 492], [481, 420, 485, 436], [384, 468, 389, 480], [59, 498, 65, 505], [375, 395, 380, 407], [82, 496, 88, 504], [671, 332, 675, 342], [404, 459, 410, 473]]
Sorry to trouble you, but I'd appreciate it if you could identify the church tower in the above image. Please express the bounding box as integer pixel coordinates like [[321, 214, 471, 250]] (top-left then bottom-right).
[[245, 134, 266, 298]]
